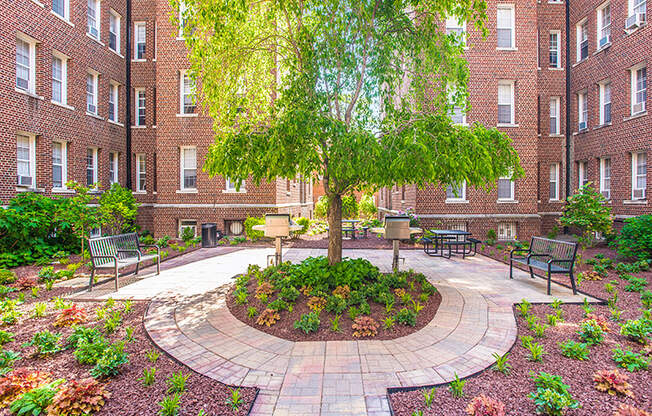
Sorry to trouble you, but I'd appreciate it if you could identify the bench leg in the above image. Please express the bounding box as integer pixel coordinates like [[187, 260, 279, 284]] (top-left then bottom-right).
[[547, 265, 552, 296], [135, 262, 140, 276], [509, 260, 513, 279], [89, 268, 95, 291], [569, 270, 577, 295], [156, 256, 161, 275], [114, 264, 119, 292], [528, 266, 536, 279]]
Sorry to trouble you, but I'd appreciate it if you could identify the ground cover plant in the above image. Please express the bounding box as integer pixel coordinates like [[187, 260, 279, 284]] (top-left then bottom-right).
[[227, 257, 441, 341]]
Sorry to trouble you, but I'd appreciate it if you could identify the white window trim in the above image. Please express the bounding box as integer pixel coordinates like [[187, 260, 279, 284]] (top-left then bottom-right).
[[51, 51, 69, 106], [87, 0, 101, 41], [86, 70, 99, 116], [497, 80, 515, 126], [52, 140, 68, 190], [445, 181, 467, 203], [497, 176, 515, 201], [448, 84, 467, 125], [632, 152, 647, 200], [576, 18, 588, 63], [178, 1, 188, 39], [600, 158, 611, 200], [179, 70, 197, 116], [497, 222, 517, 241], [578, 161, 588, 189], [630, 63, 647, 115], [134, 88, 146, 126], [550, 96, 561, 135], [153, 22, 157, 61], [108, 81, 120, 123], [577, 90, 588, 131], [628, 0, 647, 15], [224, 178, 246, 193], [445, 15, 467, 47], [16, 33, 38, 95], [179, 146, 197, 190], [496, 4, 516, 50], [178, 219, 197, 238], [596, 2, 612, 49], [86, 147, 99, 188], [598, 81, 611, 125], [136, 153, 146, 192], [133, 21, 146, 61], [549, 163, 560, 201], [109, 151, 119, 185], [549, 30, 561, 68], [16, 133, 36, 189], [52, 0, 70, 22], [109, 9, 121, 56]]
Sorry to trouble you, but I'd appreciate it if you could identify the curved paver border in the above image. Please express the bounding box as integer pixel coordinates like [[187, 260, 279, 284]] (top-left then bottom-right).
[[144, 280, 517, 416]]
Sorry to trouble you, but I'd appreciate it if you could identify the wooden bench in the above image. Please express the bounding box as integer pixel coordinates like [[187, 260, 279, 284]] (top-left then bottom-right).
[[88, 233, 160, 291], [510, 236, 578, 295]]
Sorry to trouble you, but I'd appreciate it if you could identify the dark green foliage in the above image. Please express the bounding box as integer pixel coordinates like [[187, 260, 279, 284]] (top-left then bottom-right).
[[325, 295, 347, 314], [73, 335, 109, 365], [619, 319, 651, 344], [558, 341, 590, 360], [293, 312, 320, 334], [528, 372, 579, 416], [90, 341, 129, 378], [612, 215, 652, 260], [23, 330, 62, 356], [98, 183, 139, 235], [9, 379, 64, 416], [624, 277, 648, 293], [612, 347, 650, 372], [578, 320, 605, 345], [267, 298, 289, 311], [396, 308, 417, 327], [0, 350, 21, 373], [279, 286, 300, 302], [560, 184, 612, 247], [0, 269, 16, 285]]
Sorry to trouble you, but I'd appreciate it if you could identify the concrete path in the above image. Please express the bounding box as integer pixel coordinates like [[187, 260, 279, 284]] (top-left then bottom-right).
[[140, 248, 594, 416]]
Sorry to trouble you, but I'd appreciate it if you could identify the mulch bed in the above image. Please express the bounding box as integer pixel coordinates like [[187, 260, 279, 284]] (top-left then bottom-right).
[[389, 244, 652, 415], [0, 285, 256, 416], [227, 276, 441, 342]]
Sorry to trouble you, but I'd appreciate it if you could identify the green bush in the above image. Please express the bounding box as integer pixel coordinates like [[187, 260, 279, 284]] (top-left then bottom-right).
[[558, 340, 589, 360], [180, 226, 195, 244], [22, 330, 63, 356], [528, 372, 579, 416], [294, 217, 310, 235], [620, 319, 651, 344], [244, 217, 265, 241], [293, 312, 320, 334], [314, 196, 328, 219], [9, 379, 64, 416], [325, 295, 347, 314], [396, 308, 417, 326], [90, 341, 129, 378], [559, 184, 612, 247], [359, 194, 377, 218], [314, 195, 358, 219], [612, 347, 650, 372], [0, 269, 16, 285], [577, 320, 605, 345], [98, 183, 139, 235], [612, 215, 652, 260]]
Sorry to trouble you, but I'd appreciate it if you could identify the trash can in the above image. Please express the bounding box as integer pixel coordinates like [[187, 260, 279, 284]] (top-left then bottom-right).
[[201, 223, 217, 248]]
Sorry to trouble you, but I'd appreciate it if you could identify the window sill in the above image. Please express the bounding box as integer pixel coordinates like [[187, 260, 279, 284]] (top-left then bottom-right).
[[51, 100, 74, 111], [624, 111, 647, 122], [593, 122, 612, 130], [109, 49, 124, 59], [176, 113, 198, 118], [132, 59, 146, 63], [108, 120, 124, 127], [16, 186, 43, 193], [593, 43, 612, 55], [548, 67, 564, 71], [573, 128, 589, 135], [86, 112, 104, 120], [625, 22, 648, 36], [623, 199, 647, 205], [496, 47, 517, 51], [572, 58, 588, 68], [152, 125, 157, 129], [50, 11, 74, 27], [222, 190, 247, 194], [52, 188, 74, 194], [497, 199, 518, 204], [445, 199, 469, 204], [549, 134, 564, 138], [548, 199, 563, 203], [131, 125, 147, 129], [132, 191, 147, 195], [15, 88, 44, 100], [29, 0, 44, 7], [497, 123, 518, 128], [176, 36, 185, 41], [86, 33, 104, 46], [176, 189, 198, 194]]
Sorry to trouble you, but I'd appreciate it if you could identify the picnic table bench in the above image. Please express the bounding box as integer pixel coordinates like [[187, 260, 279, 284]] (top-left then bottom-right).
[[422, 230, 479, 258], [88, 232, 160, 291], [510, 236, 578, 295]]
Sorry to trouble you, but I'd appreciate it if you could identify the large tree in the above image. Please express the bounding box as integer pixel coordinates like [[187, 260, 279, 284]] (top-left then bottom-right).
[[173, 0, 523, 264]]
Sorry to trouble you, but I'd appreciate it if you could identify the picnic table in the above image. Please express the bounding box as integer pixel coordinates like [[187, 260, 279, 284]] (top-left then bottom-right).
[[342, 219, 369, 239], [423, 229, 479, 259]]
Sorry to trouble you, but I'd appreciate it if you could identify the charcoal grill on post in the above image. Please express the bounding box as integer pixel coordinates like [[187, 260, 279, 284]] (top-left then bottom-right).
[[252, 214, 302, 265], [371, 216, 422, 271]]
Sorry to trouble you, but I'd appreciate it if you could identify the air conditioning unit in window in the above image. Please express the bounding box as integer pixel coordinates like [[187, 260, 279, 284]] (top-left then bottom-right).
[[579, 121, 587, 131], [625, 13, 646, 30], [633, 102, 645, 114], [17, 175, 32, 187], [599, 35, 610, 48], [633, 188, 646, 200]]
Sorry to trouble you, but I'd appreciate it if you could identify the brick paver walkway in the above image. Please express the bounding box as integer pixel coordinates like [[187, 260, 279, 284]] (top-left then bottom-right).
[[143, 248, 595, 416]]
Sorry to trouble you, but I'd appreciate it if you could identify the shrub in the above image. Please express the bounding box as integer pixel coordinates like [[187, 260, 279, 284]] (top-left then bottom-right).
[[558, 340, 590, 360], [98, 183, 139, 235], [9, 379, 64, 416], [612, 347, 650, 372], [23, 331, 62, 356], [46, 378, 110, 416], [352, 316, 379, 338], [0, 369, 52, 407], [528, 372, 579, 416], [359, 194, 377, 218], [613, 404, 651, 416], [613, 215, 652, 260], [307, 296, 327, 312], [578, 320, 605, 345], [620, 319, 651, 344], [314, 196, 328, 219], [0, 350, 21, 373], [0, 330, 13, 346], [641, 290, 652, 308], [243, 216, 265, 241], [256, 309, 280, 327], [592, 369, 633, 398], [325, 295, 347, 314], [90, 341, 129, 379], [383, 316, 395, 330], [294, 217, 310, 235], [166, 371, 189, 394], [279, 286, 300, 302], [332, 285, 350, 299], [448, 373, 465, 398], [54, 305, 87, 327], [396, 308, 417, 327], [559, 184, 612, 247], [465, 394, 506, 416], [67, 326, 104, 350], [267, 298, 289, 312], [293, 312, 320, 334], [624, 277, 648, 293], [73, 335, 109, 365], [582, 313, 610, 332], [103, 310, 122, 334], [0, 270, 16, 285]]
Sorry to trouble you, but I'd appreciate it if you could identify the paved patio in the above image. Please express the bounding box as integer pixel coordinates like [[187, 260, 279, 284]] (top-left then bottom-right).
[[137, 248, 594, 416]]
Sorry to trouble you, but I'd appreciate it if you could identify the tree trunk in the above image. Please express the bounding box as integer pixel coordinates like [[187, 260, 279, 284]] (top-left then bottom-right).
[[327, 193, 343, 265]]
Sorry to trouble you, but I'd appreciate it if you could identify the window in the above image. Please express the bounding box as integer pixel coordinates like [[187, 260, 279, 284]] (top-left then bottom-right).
[[51, 53, 68, 105], [134, 22, 146, 60], [86, 148, 98, 187], [109, 11, 120, 53], [549, 97, 560, 135], [497, 222, 516, 241], [180, 146, 197, 189], [599, 82, 611, 125], [632, 152, 647, 200], [109, 82, 119, 122], [52, 141, 67, 189], [16, 36, 36, 94], [135, 88, 146, 126], [16, 134, 36, 188], [448, 85, 466, 125], [180, 70, 196, 114], [86, 72, 99, 115], [631, 65, 647, 115], [497, 176, 515, 201], [549, 163, 560, 200], [52, 0, 69, 20], [178, 1, 188, 37], [600, 158, 611, 199], [446, 181, 466, 201], [178, 220, 197, 238], [445, 15, 466, 46], [109, 152, 118, 184], [498, 81, 515, 125], [87, 0, 100, 40], [549, 31, 560, 68], [597, 3, 611, 48], [578, 161, 589, 188], [225, 178, 245, 192], [577, 90, 588, 131], [633, 0, 647, 14], [627, 0, 647, 23], [497, 5, 515, 49], [136, 154, 146, 192], [576, 20, 588, 62]]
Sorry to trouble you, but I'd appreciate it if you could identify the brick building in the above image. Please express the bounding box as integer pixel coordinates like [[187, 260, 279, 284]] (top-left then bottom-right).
[[2, 0, 649, 240], [379, 0, 649, 241]]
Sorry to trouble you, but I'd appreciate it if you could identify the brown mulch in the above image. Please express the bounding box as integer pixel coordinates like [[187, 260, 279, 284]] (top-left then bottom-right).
[[0, 288, 256, 416], [227, 276, 441, 342]]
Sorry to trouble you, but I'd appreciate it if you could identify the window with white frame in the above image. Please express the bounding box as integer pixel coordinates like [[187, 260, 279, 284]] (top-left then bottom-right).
[[109, 10, 120, 54], [180, 70, 196, 114], [225, 178, 245, 192], [86, 148, 98, 187], [52, 141, 67, 189], [599, 81, 611, 125], [628, 0, 647, 20], [178, 220, 197, 238], [135, 88, 146, 126], [597, 3, 611, 48], [136, 154, 146, 192], [498, 81, 515, 125], [446, 181, 466, 201], [578, 161, 589, 188], [577, 90, 588, 131], [549, 97, 560, 135], [497, 5, 515, 49], [448, 85, 466, 125], [52, 53, 68, 105], [180, 146, 197, 189], [134, 22, 146, 60], [109, 152, 118, 184], [109, 82, 119, 122], [445, 15, 466, 46], [16, 36, 36, 94], [497, 176, 515, 200], [576, 19, 588, 62], [631, 65, 647, 115], [87, 0, 100, 40], [178, 1, 188, 37], [632, 152, 647, 200], [86, 72, 99, 115], [549, 31, 560, 68], [549, 163, 560, 200], [17, 134, 36, 188], [52, 0, 69, 20], [600, 157, 611, 199], [497, 222, 516, 241]]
